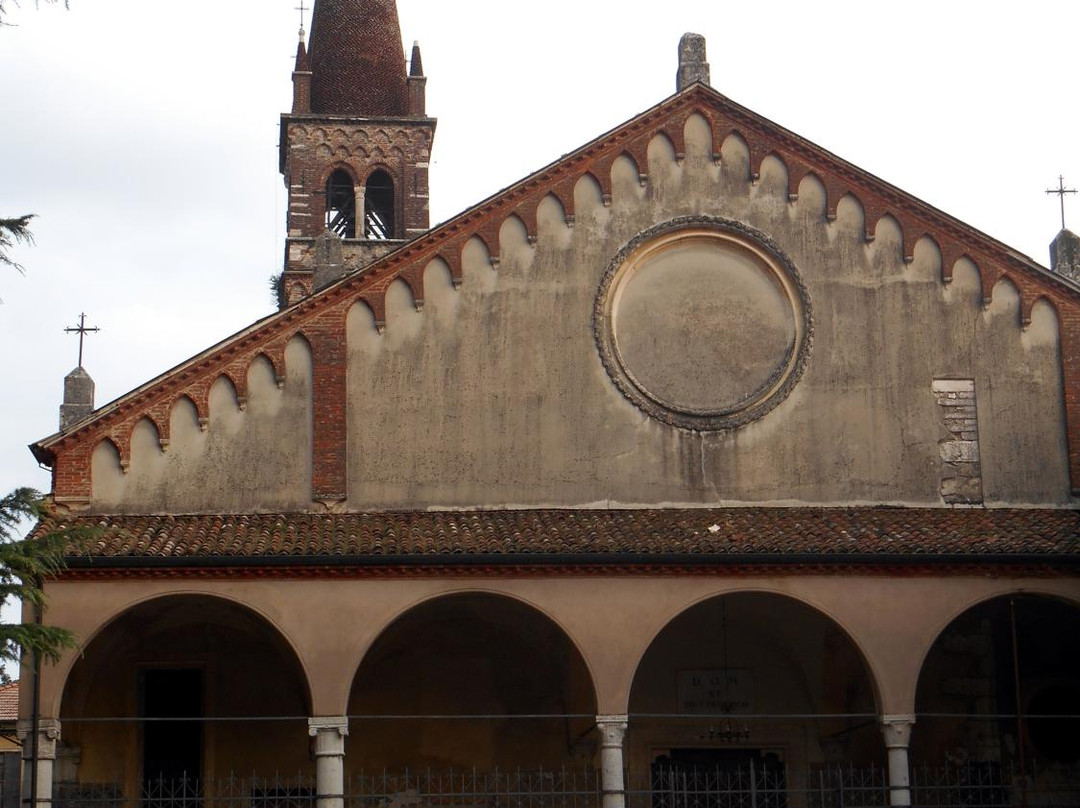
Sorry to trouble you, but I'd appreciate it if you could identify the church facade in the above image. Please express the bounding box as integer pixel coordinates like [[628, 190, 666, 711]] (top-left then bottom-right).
[[20, 1, 1080, 807]]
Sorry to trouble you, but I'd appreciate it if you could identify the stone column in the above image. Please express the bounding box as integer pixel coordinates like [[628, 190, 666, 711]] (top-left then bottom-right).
[[596, 715, 628, 808], [880, 715, 915, 807], [309, 717, 349, 808], [17, 718, 61, 808], [353, 187, 366, 239]]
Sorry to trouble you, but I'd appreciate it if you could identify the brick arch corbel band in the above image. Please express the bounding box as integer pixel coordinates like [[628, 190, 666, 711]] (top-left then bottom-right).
[[42, 88, 1080, 500]]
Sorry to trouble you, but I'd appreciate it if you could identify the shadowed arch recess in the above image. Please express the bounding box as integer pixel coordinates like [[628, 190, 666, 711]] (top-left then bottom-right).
[[346, 592, 599, 772], [59, 594, 315, 784], [628, 592, 884, 773], [914, 593, 1080, 768]]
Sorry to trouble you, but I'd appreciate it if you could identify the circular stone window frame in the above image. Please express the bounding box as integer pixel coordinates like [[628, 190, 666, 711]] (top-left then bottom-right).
[[593, 216, 814, 431]]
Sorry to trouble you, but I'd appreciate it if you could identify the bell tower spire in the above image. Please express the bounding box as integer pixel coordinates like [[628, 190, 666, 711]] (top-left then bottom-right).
[[278, 0, 437, 306]]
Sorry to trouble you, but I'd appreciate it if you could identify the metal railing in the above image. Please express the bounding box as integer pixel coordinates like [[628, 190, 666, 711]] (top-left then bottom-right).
[[346, 768, 602, 808], [910, 761, 1080, 808], [628, 764, 898, 808], [54, 775, 314, 808], [633, 761, 795, 808], [49, 762, 1080, 808]]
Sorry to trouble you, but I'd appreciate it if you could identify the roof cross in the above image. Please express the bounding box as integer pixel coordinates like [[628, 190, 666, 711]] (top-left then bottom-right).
[[1046, 175, 1077, 231], [64, 313, 100, 369], [295, 0, 308, 39]]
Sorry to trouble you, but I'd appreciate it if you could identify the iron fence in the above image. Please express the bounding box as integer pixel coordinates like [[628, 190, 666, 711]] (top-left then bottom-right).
[[910, 761, 1080, 808], [634, 761, 793, 808], [48, 762, 1080, 808], [54, 774, 315, 808], [345, 768, 602, 808]]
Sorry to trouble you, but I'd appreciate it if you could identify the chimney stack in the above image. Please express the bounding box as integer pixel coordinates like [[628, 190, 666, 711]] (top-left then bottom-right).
[[677, 33, 710, 91], [1050, 229, 1080, 283], [60, 367, 95, 431]]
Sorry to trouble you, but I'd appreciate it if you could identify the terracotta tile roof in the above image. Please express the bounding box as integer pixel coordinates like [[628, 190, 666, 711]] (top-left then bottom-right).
[[34, 508, 1080, 565], [0, 681, 18, 722]]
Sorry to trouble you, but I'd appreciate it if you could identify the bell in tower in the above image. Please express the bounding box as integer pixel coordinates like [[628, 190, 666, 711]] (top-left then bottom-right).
[[278, 0, 436, 306]]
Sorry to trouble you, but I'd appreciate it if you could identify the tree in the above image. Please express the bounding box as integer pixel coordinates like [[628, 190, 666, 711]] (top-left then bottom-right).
[[0, 214, 36, 273], [0, 0, 67, 25], [0, 487, 83, 665]]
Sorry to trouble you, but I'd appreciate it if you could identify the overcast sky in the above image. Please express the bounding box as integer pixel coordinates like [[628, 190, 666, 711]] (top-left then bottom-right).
[[2, 0, 1079, 507]]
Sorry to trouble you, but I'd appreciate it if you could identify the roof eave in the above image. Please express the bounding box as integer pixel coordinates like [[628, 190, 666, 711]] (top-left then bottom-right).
[[59, 551, 1080, 570]]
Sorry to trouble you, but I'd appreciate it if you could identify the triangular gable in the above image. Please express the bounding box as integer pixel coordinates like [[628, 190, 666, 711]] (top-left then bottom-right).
[[33, 83, 1080, 502]]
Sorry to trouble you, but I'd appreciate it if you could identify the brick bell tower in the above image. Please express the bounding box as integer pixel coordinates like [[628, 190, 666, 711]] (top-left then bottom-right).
[[278, 0, 436, 306]]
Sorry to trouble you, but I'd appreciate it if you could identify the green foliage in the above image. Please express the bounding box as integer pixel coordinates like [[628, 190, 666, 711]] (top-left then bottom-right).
[[269, 272, 287, 309], [0, 214, 35, 273], [0, 488, 88, 665]]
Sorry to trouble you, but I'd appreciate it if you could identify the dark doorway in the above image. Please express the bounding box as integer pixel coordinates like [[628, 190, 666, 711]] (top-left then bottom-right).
[[142, 668, 203, 794], [651, 749, 786, 808]]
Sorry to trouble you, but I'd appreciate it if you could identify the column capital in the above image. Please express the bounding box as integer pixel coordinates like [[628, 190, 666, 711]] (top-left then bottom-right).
[[16, 718, 61, 759], [880, 714, 916, 748], [309, 716, 349, 759], [596, 714, 628, 747], [308, 716, 349, 738]]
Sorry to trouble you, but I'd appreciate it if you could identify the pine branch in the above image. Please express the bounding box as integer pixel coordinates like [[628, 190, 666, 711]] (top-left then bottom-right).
[[0, 214, 35, 273], [0, 625, 76, 666], [0, 487, 97, 666], [0, 1, 70, 26]]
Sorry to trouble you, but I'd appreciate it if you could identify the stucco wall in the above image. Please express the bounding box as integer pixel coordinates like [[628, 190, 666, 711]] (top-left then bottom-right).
[[345, 118, 1071, 508], [90, 337, 313, 512], [83, 117, 1071, 512]]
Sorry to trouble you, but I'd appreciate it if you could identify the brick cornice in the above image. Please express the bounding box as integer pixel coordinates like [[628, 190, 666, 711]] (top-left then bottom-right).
[[33, 84, 1080, 497]]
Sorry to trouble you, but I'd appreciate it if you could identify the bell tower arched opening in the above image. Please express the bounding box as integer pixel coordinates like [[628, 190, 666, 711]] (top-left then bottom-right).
[[325, 169, 357, 238], [363, 170, 395, 239]]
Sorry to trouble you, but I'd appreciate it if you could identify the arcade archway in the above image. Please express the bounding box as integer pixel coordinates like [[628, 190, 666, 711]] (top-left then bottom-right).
[[914, 594, 1080, 772], [345, 592, 598, 772], [58, 595, 313, 796], [627, 592, 882, 791]]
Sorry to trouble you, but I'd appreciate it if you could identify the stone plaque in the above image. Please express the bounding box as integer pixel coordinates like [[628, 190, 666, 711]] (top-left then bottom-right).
[[595, 217, 812, 431], [677, 668, 755, 714]]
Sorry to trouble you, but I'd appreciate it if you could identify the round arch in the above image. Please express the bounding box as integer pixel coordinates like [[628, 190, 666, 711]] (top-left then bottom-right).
[[627, 590, 885, 776], [318, 161, 361, 190], [345, 590, 600, 772], [58, 593, 316, 788], [362, 167, 396, 239], [324, 165, 359, 238], [48, 587, 314, 716], [341, 585, 602, 706], [914, 585, 1080, 679], [913, 591, 1080, 769], [623, 584, 886, 717]]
